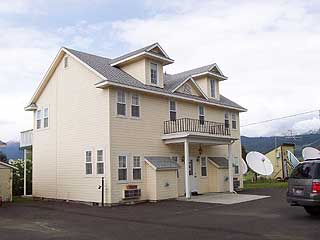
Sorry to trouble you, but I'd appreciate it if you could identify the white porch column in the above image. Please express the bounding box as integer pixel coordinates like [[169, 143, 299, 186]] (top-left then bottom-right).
[[23, 149, 27, 196], [184, 139, 191, 199], [228, 143, 234, 193]]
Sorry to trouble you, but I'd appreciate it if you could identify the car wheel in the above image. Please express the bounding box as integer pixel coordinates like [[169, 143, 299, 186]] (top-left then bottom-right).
[[304, 206, 320, 216]]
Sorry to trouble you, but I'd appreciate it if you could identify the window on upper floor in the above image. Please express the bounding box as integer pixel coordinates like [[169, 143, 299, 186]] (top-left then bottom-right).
[[36, 110, 42, 129], [117, 90, 126, 116], [96, 150, 104, 175], [85, 150, 93, 175], [199, 105, 205, 125], [169, 100, 176, 121], [210, 79, 216, 98], [43, 107, 49, 128], [224, 112, 230, 129], [150, 63, 158, 85], [231, 112, 237, 130], [131, 94, 140, 118], [118, 155, 127, 181], [133, 156, 142, 181]]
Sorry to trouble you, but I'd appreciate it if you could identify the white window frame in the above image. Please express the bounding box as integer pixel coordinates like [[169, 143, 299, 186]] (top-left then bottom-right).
[[200, 156, 208, 177], [198, 105, 205, 125], [85, 150, 93, 176], [117, 89, 126, 116], [225, 112, 230, 129], [36, 110, 42, 129], [131, 93, 140, 118], [132, 156, 142, 181], [118, 155, 128, 182], [210, 79, 216, 98], [150, 62, 158, 85], [43, 107, 49, 128], [96, 149, 105, 175], [169, 100, 177, 121], [64, 56, 69, 68], [231, 112, 237, 130], [233, 157, 240, 175]]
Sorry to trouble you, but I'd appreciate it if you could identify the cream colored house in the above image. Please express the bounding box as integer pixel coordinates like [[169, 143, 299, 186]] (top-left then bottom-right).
[[265, 143, 295, 180], [0, 161, 17, 202], [23, 43, 247, 205]]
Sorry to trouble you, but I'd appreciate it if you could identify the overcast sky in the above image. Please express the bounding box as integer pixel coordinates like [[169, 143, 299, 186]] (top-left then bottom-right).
[[0, 0, 320, 142]]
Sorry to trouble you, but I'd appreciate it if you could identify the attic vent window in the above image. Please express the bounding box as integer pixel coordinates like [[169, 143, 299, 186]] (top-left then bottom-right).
[[64, 56, 68, 68], [183, 83, 192, 94], [210, 79, 216, 98]]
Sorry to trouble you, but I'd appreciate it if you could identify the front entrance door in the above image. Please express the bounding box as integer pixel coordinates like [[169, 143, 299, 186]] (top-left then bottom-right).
[[189, 157, 198, 193]]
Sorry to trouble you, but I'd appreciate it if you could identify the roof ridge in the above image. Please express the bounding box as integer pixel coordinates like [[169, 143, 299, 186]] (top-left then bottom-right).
[[170, 63, 216, 76], [64, 47, 111, 61]]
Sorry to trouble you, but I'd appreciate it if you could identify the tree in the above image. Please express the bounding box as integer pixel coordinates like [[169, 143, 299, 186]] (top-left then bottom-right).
[[11, 158, 32, 196]]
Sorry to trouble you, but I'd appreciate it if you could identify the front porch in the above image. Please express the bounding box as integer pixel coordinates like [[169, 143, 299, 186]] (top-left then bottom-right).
[[162, 118, 239, 199]]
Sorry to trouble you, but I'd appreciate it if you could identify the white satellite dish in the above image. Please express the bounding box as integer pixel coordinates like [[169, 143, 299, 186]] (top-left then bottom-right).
[[302, 147, 320, 160], [241, 158, 248, 175], [246, 151, 274, 176], [287, 150, 300, 168]]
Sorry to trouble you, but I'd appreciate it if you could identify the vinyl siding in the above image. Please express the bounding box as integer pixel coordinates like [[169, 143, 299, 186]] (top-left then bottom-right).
[[109, 87, 242, 203], [33, 54, 110, 203]]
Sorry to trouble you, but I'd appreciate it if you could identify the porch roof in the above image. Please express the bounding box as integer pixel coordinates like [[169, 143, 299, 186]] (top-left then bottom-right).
[[208, 157, 229, 169], [145, 156, 179, 170]]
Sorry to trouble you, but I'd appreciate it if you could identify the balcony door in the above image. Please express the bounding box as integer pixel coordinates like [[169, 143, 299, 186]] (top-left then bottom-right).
[[189, 157, 198, 193]]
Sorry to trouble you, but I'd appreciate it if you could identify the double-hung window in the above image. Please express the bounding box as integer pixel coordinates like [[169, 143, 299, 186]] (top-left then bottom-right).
[[131, 94, 140, 118], [36, 110, 42, 129], [234, 157, 240, 175], [231, 112, 237, 129], [210, 79, 216, 98], [43, 107, 49, 128], [85, 151, 93, 175], [150, 63, 158, 84], [133, 156, 142, 180], [169, 100, 176, 121], [199, 106, 205, 125], [201, 157, 207, 177], [224, 112, 230, 129], [118, 155, 127, 181], [96, 150, 104, 175], [117, 90, 126, 116]]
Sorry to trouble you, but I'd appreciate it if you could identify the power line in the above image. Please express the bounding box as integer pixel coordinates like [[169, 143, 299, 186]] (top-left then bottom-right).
[[241, 109, 320, 127]]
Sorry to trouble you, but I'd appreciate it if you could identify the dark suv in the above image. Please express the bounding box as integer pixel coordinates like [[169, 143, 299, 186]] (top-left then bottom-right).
[[287, 159, 320, 216]]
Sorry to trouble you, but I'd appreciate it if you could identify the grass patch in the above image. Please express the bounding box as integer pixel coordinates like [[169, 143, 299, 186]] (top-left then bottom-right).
[[12, 196, 34, 203], [244, 180, 288, 189]]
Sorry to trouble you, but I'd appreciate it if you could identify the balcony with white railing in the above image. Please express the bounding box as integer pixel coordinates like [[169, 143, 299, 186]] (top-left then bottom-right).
[[20, 129, 33, 149]]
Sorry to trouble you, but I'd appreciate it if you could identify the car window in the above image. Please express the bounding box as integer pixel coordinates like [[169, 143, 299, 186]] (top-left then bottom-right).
[[291, 162, 320, 179]]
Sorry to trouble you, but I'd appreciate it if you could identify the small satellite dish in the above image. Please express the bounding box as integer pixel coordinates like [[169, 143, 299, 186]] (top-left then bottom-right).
[[302, 147, 320, 160], [246, 151, 274, 176], [287, 150, 300, 168], [241, 158, 248, 175]]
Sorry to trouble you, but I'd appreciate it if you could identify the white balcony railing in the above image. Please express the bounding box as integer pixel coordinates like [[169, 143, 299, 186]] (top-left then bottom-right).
[[20, 129, 33, 148]]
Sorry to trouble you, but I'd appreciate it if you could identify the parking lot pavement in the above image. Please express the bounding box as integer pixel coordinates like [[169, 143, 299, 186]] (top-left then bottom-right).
[[0, 188, 319, 240]]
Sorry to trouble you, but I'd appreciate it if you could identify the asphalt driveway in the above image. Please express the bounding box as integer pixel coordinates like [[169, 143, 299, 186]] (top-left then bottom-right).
[[0, 188, 318, 240]]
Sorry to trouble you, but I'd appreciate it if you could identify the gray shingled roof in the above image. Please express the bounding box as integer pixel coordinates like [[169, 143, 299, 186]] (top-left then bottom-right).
[[65, 47, 246, 111], [145, 156, 179, 170], [208, 157, 229, 168], [109, 42, 173, 64]]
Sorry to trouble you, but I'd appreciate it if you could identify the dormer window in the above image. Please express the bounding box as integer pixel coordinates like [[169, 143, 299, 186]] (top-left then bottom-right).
[[150, 63, 158, 84], [210, 79, 216, 98]]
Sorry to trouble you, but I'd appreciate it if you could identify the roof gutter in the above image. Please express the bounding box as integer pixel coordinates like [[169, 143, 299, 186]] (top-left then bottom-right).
[[95, 80, 247, 112]]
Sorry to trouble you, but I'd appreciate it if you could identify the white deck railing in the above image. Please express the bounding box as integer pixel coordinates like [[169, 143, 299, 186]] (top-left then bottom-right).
[[20, 129, 33, 148]]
